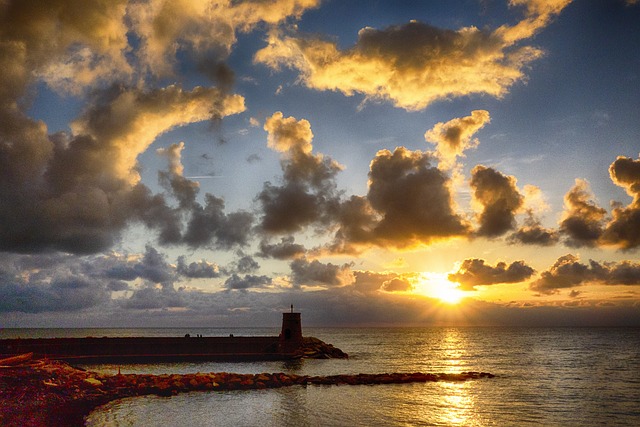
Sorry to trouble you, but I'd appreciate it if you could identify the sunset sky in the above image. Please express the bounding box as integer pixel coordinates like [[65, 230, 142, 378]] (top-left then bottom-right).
[[1, 0, 640, 328]]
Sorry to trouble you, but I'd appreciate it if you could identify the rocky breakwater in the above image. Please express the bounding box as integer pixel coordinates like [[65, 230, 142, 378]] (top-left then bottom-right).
[[1, 350, 494, 427], [294, 336, 349, 359]]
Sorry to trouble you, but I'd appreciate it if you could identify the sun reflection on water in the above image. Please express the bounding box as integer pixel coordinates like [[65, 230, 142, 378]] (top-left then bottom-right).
[[433, 381, 478, 425], [415, 328, 480, 425], [440, 328, 467, 373]]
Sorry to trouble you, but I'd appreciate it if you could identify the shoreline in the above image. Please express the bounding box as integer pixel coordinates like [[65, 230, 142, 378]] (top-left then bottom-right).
[[0, 340, 494, 427]]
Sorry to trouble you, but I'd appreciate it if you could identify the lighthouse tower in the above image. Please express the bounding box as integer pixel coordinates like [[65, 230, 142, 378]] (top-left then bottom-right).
[[279, 305, 303, 353]]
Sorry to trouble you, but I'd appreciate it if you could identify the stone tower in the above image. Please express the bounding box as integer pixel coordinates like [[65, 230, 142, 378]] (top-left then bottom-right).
[[279, 306, 303, 353]]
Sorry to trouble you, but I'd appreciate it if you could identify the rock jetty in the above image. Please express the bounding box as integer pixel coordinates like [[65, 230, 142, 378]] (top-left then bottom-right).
[[295, 336, 349, 359], [0, 347, 494, 427]]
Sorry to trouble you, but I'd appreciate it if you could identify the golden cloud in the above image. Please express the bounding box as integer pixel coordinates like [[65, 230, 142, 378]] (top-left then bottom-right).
[[255, 1, 571, 110], [425, 110, 491, 169]]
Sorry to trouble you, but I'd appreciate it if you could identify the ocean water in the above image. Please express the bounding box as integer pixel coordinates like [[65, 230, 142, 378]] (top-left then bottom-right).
[[5, 327, 640, 426]]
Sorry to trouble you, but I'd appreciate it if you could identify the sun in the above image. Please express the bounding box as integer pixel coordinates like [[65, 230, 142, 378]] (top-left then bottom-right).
[[415, 272, 466, 305]]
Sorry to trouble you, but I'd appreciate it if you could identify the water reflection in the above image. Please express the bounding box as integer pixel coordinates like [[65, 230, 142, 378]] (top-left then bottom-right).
[[439, 328, 468, 373], [416, 328, 479, 425], [435, 382, 477, 425]]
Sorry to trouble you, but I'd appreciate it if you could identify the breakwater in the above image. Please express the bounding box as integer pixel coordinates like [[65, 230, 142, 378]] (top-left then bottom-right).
[[0, 312, 317, 363], [0, 356, 495, 427]]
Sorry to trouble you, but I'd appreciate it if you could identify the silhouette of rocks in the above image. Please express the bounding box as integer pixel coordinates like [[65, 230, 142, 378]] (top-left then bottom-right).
[[0, 357, 494, 426], [295, 336, 349, 359]]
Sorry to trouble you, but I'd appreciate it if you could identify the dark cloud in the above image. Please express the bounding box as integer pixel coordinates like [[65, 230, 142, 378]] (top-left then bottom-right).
[[177, 256, 224, 279], [530, 254, 640, 295], [157, 142, 200, 209], [246, 153, 262, 163], [326, 195, 379, 254], [181, 193, 254, 249], [2, 251, 639, 327], [259, 115, 477, 253], [121, 285, 185, 310], [0, 277, 110, 314], [258, 112, 342, 234], [0, 253, 114, 313], [258, 236, 306, 259], [198, 60, 235, 92], [258, 181, 328, 233], [0, 247, 237, 313], [290, 258, 355, 288], [449, 258, 535, 291], [235, 254, 260, 274], [601, 156, 640, 249], [224, 274, 272, 290], [470, 165, 524, 237], [508, 213, 559, 246], [105, 245, 176, 285], [0, 82, 245, 254], [366, 147, 470, 245], [382, 277, 413, 292], [559, 179, 607, 248], [352, 271, 396, 293]]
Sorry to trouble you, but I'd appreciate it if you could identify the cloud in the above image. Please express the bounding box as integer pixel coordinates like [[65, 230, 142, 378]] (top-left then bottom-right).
[[449, 258, 535, 291], [234, 254, 260, 274], [425, 110, 491, 169], [121, 285, 185, 310], [258, 112, 343, 233], [367, 147, 470, 245], [0, 84, 245, 254], [264, 111, 314, 154], [0, 276, 111, 314], [352, 271, 396, 293], [530, 254, 640, 295], [105, 245, 176, 285], [0, 0, 326, 256], [470, 165, 524, 237], [258, 237, 306, 259], [559, 179, 607, 248], [128, 0, 320, 78], [600, 156, 640, 249], [290, 258, 355, 288], [325, 111, 502, 252], [177, 256, 224, 279], [157, 142, 200, 209], [224, 274, 273, 290], [2, 250, 639, 326], [508, 213, 560, 246], [382, 277, 413, 292], [324, 195, 379, 254], [254, 1, 571, 110], [498, 0, 573, 43], [180, 193, 255, 249], [556, 156, 640, 250], [154, 138, 254, 250], [1, 0, 131, 95], [327, 144, 473, 253], [0, 252, 121, 313], [70, 85, 244, 184], [0, 246, 248, 313]]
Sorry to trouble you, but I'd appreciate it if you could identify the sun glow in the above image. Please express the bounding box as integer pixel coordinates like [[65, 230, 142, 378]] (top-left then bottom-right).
[[415, 272, 466, 304]]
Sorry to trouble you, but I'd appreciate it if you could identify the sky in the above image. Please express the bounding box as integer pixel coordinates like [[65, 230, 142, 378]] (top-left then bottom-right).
[[1, 0, 640, 328]]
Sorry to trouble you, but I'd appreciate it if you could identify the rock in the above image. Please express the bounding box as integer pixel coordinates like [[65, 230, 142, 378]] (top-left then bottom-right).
[[0, 358, 495, 427], [83, 378, 103, 386]]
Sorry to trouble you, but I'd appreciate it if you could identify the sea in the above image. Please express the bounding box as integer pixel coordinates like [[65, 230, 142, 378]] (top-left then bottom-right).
[[4, 327, 640, 426]]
